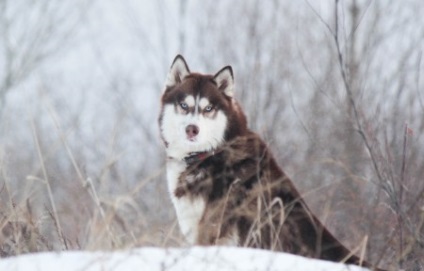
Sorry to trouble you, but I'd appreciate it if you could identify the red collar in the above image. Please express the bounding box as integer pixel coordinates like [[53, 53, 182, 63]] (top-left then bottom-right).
[[184, 150, 216, 165]]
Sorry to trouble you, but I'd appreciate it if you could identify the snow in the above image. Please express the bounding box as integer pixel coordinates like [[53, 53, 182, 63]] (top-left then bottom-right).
[[0, 246, 370, 271]]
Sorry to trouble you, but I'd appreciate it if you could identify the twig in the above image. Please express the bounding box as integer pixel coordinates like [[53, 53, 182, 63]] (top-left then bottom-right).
[[397, 123, 410, 268], [288, 87, 315, 145], [332, 0, 386, 187], [415, 51, 424, 112]]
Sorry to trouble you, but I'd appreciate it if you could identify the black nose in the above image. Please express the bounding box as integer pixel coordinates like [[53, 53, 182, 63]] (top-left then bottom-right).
[[186, 124, 199, 138]]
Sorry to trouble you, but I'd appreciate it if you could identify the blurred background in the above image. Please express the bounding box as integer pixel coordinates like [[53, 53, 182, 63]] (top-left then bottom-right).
[[0, 0, 423, 269]]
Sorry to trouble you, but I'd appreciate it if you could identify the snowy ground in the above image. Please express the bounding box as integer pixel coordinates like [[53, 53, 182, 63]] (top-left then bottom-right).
[[0, 246, 370, 271]]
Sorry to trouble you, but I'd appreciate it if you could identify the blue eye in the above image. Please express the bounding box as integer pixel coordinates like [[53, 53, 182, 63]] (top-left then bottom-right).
[[180, 102, 188, 110], [204, 105, 213, 112]]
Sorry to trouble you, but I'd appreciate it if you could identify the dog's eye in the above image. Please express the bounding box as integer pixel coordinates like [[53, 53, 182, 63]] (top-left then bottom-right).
[[204, 105, 213, 112], [180, 102, 189, 110]]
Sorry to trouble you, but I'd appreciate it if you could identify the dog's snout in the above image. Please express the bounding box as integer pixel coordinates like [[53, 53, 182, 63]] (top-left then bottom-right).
[[186, 124, 199, 139]]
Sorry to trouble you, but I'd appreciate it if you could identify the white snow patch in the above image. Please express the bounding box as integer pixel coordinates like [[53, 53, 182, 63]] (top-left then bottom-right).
[[0, 246, 371, 271]]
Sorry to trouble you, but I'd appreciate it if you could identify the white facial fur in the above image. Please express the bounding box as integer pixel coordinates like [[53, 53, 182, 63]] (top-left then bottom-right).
[[161, 95, 228, 160], [199, 98, 209, 109]]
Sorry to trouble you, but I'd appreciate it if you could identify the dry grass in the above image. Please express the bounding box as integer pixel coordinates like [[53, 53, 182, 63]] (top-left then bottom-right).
[[0, 104, 422, 271]]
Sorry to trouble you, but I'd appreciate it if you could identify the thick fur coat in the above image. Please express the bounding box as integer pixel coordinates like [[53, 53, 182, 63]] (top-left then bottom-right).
[[159, 55, 384, 271]]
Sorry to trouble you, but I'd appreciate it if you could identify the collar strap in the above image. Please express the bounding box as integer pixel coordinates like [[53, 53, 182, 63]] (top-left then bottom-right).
[[184, 150, 215, 165]]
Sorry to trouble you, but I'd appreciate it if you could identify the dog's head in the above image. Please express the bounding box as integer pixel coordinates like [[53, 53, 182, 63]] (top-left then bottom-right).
[[159, 55, 247, 159]]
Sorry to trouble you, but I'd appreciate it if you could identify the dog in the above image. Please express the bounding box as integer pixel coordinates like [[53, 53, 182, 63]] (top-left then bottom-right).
[[159, 55, 385, 271]]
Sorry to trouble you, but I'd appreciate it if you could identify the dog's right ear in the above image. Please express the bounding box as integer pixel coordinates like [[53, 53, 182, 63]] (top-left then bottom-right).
[[165, 55, 190, 89]]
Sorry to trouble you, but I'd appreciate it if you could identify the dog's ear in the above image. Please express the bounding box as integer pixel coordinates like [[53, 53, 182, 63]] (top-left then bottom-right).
[[165, 55, 190, 89], [213, 66, 234, 97]]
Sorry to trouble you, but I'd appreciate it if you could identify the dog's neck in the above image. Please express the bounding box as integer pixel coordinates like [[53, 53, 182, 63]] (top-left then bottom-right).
[[183, 151, 214, 165], [167, 149, 220, 165]]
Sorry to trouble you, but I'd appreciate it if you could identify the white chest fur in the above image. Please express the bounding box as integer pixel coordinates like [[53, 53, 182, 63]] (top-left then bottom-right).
[[166, 159, 205, 244]]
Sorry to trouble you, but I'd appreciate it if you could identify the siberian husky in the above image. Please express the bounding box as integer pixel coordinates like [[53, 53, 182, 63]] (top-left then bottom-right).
[[159, 55, 384, 271]]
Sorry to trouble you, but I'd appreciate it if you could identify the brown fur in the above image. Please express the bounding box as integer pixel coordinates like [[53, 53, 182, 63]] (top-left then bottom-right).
[[176, 132, 370, 261]]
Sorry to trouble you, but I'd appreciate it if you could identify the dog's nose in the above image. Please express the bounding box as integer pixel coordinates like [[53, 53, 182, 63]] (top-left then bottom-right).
[[186, 124, 199, 139]]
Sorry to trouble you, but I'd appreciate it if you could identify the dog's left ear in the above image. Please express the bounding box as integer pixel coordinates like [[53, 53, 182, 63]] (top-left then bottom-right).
[[213, 66, 234, 97]]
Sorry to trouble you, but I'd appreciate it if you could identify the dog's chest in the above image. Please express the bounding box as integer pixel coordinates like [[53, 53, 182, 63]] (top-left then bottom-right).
[[166, 159, 205, 244]]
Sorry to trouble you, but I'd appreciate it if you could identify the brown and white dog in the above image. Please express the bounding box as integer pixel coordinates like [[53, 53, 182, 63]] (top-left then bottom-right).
[[159, 55, 384, 271]]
